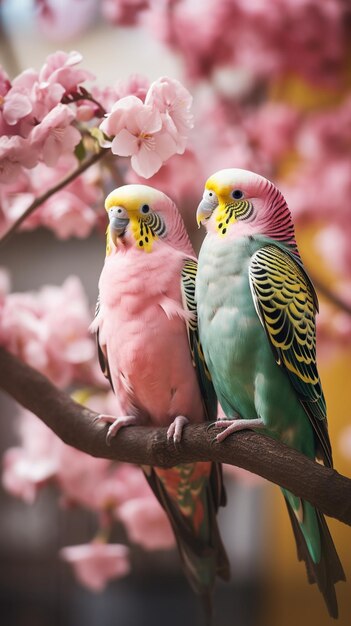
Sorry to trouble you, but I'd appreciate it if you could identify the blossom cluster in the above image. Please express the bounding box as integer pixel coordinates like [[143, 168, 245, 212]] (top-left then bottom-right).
[[36, 0, 350, 87], [2, 398, 174, 591], [0, 273, 101, 387], [0, 154, 102, 239], [0, 51, 92, 183], [281, 96, 351, 276], [100, 76, 194, 178], [0, 50, 194, 237], [141, 0, 349, 87], [0, 272, 177, 589], [0, 49, 193, 184]]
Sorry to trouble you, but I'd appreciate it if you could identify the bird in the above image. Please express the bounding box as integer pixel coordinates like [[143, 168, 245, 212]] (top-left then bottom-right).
[[195, 167, 345, 618], [91, 183, 230, 618]]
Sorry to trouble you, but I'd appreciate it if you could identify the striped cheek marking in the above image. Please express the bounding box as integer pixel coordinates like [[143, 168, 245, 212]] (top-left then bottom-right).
[[131, 211, 166, 252], [215, 200, 254, 236]]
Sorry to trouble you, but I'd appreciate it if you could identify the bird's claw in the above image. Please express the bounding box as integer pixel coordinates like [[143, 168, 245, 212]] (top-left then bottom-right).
[[214, 417, 264, 443], [167, 415, 189, 445], [206, 421, 219, 432], [94, 414, 139, 446]]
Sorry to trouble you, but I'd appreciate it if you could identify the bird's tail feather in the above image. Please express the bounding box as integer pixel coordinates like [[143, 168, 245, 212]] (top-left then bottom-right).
[[143, 462, 230, 601], [284, 497, 345, 618]]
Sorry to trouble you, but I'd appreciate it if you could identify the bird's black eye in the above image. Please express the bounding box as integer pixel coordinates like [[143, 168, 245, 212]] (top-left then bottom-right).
[[232, 189, 243, 200], [141, 204, 150, 214]]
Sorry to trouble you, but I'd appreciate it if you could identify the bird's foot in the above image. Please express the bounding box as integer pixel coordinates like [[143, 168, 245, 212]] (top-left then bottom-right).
[[94, 414, 139, 445], [211, 417, 265, 443], [167, 415, 189, 444], [207, 412, 241, 433]]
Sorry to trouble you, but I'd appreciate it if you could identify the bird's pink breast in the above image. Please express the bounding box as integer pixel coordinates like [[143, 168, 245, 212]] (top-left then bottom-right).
[[97, 245, 205, 426]]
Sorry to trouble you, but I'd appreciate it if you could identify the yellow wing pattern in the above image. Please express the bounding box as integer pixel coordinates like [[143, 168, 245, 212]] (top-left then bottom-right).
[[181, 259, 218, 424], [249, 244, 332, 465]]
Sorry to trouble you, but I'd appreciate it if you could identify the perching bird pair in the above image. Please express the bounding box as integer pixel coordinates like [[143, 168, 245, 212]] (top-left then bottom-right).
[[92, 169, 345, 620]]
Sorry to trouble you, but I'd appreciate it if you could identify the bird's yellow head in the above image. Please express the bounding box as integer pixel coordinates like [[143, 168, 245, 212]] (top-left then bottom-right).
[[196, 169, 258, 237], [105, 184, 168, 254], [104, 184, 194, 257]]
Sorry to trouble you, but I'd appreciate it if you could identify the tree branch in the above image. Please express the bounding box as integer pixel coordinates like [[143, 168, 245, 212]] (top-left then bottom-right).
[[311, 273, 351, 317], [0, 346, 350, 526], [0, 149, 107, 246]]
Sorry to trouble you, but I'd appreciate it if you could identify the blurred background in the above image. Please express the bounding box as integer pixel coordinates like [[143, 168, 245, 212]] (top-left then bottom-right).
[[0, 1, 351, 625]]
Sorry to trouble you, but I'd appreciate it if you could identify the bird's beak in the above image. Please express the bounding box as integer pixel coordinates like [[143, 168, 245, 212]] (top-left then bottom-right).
[[196, 199, 215, 227], [108, 207, 130, 237]]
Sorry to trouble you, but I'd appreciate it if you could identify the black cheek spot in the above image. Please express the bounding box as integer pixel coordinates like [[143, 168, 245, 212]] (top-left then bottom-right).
[[139, 240, 144, 247], [226, 218, 230, 224], [145, 236, 149, 243], [218, 222, 223, 229], [222, 228, 227, 234]]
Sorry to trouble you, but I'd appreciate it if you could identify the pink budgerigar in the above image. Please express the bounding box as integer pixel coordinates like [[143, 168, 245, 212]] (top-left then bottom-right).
[[91, 184, 229, 615]]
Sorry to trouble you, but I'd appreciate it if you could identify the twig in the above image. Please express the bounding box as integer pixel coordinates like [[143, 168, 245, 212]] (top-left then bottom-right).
[[0, 347, 350, 527], [311, 274, 351, 317], [0, 149, 107, 246]]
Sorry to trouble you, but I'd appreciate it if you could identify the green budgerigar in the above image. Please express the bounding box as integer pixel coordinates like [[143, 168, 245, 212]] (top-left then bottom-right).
[[195, 168, 345, 617]]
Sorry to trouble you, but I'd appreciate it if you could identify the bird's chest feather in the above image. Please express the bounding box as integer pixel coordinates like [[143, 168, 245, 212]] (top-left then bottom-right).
[[196, 236, 264, 405], [197, 236, 260, 355], [97, 248, 202, 423]]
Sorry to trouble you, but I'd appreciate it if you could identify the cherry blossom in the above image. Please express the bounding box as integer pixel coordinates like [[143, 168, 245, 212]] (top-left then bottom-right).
[[145, 76, 194, 152], [101, 0, 149, 26], [0, 67, 11, 98], [100, 95, 176, 178], [0, 136, 39, 183], [0, 276, 99, 387], [99, 78, 193, 178], [118, 496, 175, 550], [36, 0, 99, 42], [60, 542, 130, 591], [0, 155, 101, 239], [2, 391, 176, 588], [39, 50, 94, 94], [142, 0, 348, 86], [2, 409, 60, 503], [30, 103, 81, 167]]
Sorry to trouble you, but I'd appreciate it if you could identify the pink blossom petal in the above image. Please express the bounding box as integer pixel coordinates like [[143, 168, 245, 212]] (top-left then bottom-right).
[[111, 129, 138, 156], [37, 0, 99, 42], [2, 444, 58, 503], [154, 131, 178, 161], [63, 338, 96, 363], [131, 143, 163, 178], [118, 497, 175, 550], [3, 92, 33, 126], [60, 542, 130, 591], [146, 76, 194, 137], [99, 95, 144, 137], [135, 104, 162, 135]]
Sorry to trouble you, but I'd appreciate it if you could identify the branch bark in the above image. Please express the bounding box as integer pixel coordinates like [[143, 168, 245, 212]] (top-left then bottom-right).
[[0, 346, 350, 526]]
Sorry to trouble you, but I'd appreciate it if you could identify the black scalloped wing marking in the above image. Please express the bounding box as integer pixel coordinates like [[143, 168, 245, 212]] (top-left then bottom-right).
[[181, 259, 217, 423], [249, 245, 332, 466], [94, 295, 114, 392]]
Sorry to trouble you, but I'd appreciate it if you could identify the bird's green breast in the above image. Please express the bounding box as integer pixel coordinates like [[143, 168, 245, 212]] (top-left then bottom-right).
[[197, 236, 260, 414], [196, 235, 315, 457]]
